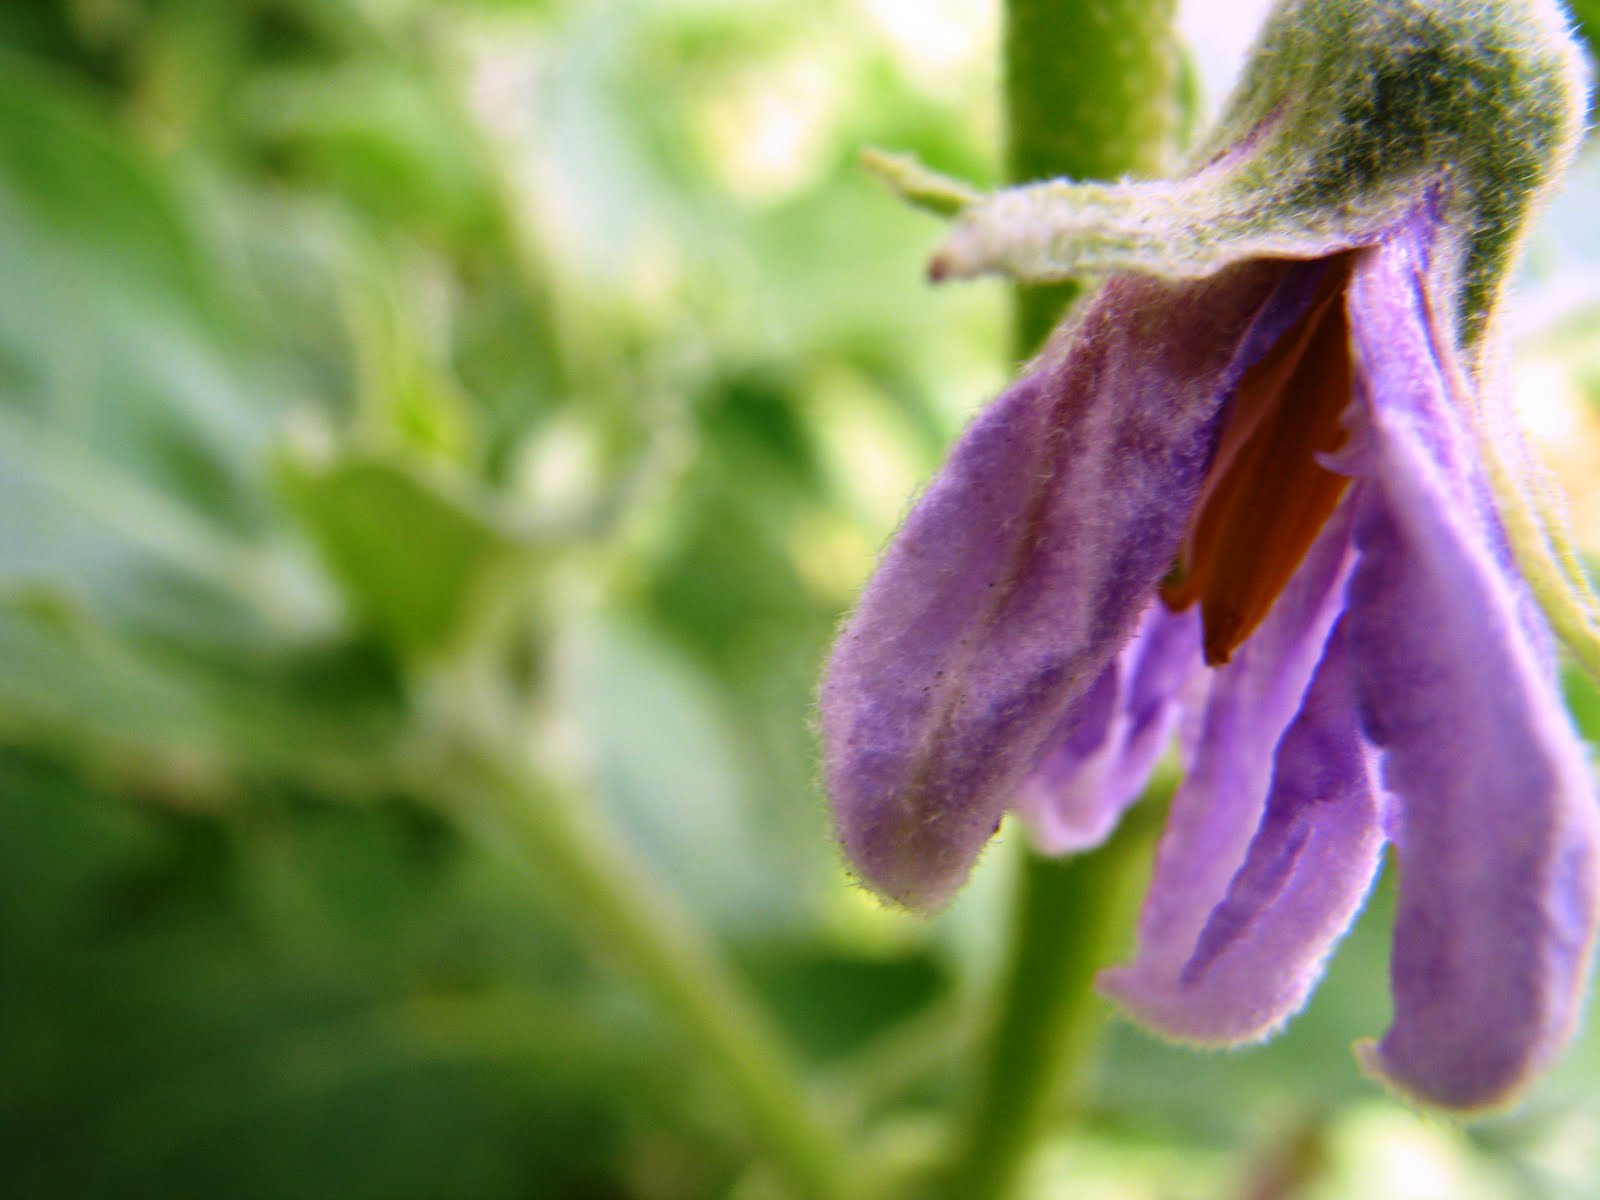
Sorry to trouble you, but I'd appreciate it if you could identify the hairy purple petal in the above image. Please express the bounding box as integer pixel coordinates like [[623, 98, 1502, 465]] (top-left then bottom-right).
[[820, 261, 1320, 908], [1343, 229, 1600, 1112], [1105, 620, 1384, 1042], [1016, 602, 1202, 854], [1100, 502, 1357, 1017]]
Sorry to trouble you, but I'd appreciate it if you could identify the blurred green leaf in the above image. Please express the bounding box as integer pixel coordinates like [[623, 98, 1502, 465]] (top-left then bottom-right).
[[0, 749, 678, 1200], [0, 589, 402, 790], [740, 945, 948, 1065], [244, 61, 496, 242], [0, 57, 404, 780], [282, 449, 531, 657], [562, 611, 828, 931]]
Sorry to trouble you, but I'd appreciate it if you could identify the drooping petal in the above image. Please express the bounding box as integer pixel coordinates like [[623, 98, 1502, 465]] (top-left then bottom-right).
[[1106, 619, 1385, 1042], [1015, 602, 1202, 854], [821, 260, 1321, 908], [1100, 500, 1357, 1023], [1342, 225, 1600, 1112]]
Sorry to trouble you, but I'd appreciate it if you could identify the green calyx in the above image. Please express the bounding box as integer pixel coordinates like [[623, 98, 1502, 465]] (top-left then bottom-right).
[[871, 0, 1590, 357], [1205, 0, 1588, 351]]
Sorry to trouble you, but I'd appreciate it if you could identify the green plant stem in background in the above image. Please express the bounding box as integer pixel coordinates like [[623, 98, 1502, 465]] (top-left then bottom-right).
[[1005, 0, 1180, 354], [946, 3, 1180, 1197], [945, 794, 1168, 1199], [453, 750, 850, 1200]]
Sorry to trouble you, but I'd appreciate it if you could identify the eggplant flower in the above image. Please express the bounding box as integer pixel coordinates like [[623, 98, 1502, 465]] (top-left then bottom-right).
[[822, 0, 1600, 1111]]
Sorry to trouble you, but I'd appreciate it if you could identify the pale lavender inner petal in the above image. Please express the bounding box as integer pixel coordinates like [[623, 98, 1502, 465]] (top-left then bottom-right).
[[822, 258, 1327, 908], [1343, 225, 1600, 1112], [1016, 602, 1202, 854], [1112, 619, 1384, 1043], [1099, 500, 1358, 1024], [1116, 601, 1208, 796], [1013, 652, 1122, 852]]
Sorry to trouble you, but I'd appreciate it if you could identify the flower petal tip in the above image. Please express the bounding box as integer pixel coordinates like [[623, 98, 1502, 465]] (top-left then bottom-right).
[[1351, 1037, 1543, 1118], [832, 790, 992, 908], [1096, 965, 1299, 1050]]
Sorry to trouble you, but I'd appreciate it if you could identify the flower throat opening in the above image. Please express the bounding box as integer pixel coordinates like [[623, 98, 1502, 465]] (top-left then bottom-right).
[[1161, 256, 1356, 665]]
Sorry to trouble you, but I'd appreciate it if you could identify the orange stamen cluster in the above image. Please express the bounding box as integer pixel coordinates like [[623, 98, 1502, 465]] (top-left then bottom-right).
[[1162, 257, 1356, 665]]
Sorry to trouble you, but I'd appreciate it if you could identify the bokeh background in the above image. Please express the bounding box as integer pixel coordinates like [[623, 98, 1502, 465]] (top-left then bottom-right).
[[7, 1, 1600, 1197]]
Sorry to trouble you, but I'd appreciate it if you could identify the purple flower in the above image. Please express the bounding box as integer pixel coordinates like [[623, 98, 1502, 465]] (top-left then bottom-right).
[[823, 0, 1600, 1110]]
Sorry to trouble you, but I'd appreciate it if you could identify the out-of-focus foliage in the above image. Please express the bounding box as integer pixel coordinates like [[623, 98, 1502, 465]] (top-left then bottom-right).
[[7, 1, 1600, 1197]]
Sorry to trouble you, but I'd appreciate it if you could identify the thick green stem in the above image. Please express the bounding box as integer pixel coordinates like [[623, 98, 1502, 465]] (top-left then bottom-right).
[[451, 750, 850, 1200], [1005, 0, 1180, 353], [944, 795, 1167, 1200], [944, 3, 1181, 1197]]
